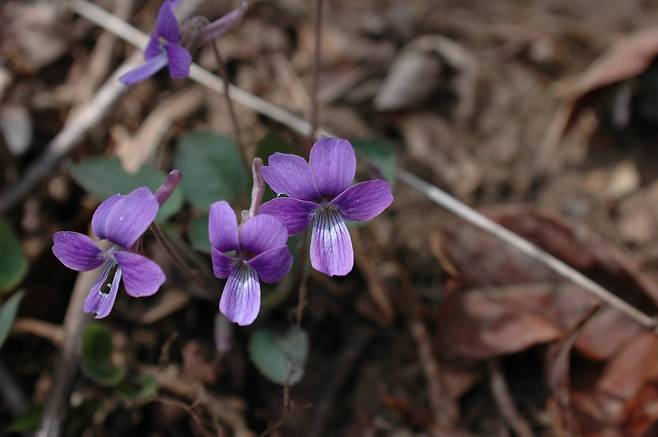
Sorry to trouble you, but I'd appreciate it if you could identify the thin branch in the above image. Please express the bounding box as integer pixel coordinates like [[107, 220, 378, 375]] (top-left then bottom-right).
[[149, 222, 214, 301], [294, 229, 311, 327], [36, 268, 98, 437], [0, 358, 29, 417], [488, 359, 535, 437], [308, 0, 324, 145], [0, 52, 139, 213], [67, 0, 658, 332], [0, 0, 204, 214], [209, 39, 249, 168]]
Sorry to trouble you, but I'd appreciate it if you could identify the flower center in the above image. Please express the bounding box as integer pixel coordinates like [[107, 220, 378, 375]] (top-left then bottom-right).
[[100, 263, 120, 295]]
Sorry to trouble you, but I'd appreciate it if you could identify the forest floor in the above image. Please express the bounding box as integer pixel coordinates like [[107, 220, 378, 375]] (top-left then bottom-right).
[[4, 0, 658, 436]]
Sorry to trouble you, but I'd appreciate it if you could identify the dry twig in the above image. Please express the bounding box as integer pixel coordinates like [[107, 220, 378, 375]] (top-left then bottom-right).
[[36, 268, 98, 437], [488, 359, 536, 437], [12, 318, 64, 346]]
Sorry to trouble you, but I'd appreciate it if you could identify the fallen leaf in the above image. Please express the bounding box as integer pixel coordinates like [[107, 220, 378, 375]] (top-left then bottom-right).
[[375, 35, 478, 122]]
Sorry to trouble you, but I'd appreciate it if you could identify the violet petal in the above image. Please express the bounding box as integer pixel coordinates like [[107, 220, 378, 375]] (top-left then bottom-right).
[[220, 264, 260, 326], [239, 214, 288, 255], [258, 197, 318, 235], [155, 0, 181, 43], [84, 265, 122, 319], [331, 179, 393, 222], [103, 187, 159, 249], [52, 231, 104, 272], [144, 32, 162, 60], [209, 201, 239, 252], [261, 153, 320, 201], [119, 54, 168, 86], [247, 245, 292, 283], [91, 194, 122, 241], [165, 43, 192, 79], [310, 208, 353, 276], [212, 248, 236, 279], [115, 251, 165, 297], [309, 138, 356, 198]]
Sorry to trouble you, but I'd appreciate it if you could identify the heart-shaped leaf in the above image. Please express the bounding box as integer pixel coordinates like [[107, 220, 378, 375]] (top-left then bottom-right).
[[0, 218, 28, 292], [188, 214, 211, 254], [248, 328, 309, 385], [352, 138, 396, 184], [175, 131, 249, 211], [68, 157, 183, 222], [0, 290, 25, 349], [81, 323, 125, 386]]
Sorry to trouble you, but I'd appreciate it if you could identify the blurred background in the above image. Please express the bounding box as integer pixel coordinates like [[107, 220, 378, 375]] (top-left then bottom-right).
[[2, 0, 658, 435]]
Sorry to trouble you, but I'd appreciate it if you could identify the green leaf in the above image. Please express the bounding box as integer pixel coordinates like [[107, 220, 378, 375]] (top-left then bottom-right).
[[188, 215, 211, 254], [175, 131, 249, 211], [352, 138, 397, 184], [6, 405, 42, 433], [80, 323, 125, 387], [68, 157, 183, 222], [0, 218, 28, 292], [116, 374, 158, 404], [256, 132, 295, 160], [0, 290, 25, 349], [256, 132, 296, 203], [248, 328, 309, 386]]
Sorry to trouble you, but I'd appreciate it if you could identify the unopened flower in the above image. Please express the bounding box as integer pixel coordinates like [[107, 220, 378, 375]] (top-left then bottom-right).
[[259, 138, 393, 276], [52, 187, 165, 318], [209, 201, 292, 326], [119, 0, 192, 86]]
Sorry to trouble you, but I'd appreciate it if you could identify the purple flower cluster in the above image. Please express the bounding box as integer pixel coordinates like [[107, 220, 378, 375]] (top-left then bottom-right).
[[120, 0, 191, 86], [53, 139, 391, 327], [119, 0, 247, 86], [210, 137, 393, 325], [52, 187, 165, 318]]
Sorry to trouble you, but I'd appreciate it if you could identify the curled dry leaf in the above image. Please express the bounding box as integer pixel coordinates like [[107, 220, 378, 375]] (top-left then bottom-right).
[[542, 27, 658, 162], [437, 283, 584, 360], [436, 206, 658, 360], [375, 35, 478, 122]]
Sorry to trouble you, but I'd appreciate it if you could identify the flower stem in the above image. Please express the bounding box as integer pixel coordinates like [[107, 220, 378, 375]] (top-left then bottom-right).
[[149, 222, 213, 300], [247, 158, 264, 219], [209, 39, 249, 170], [307, 0, 324, 147], [294, 228, 311, 327]]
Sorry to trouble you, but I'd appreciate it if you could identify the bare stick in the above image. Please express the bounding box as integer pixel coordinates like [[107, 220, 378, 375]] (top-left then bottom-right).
[[0, 53, 140, 214], [68, 0, 658, 332], [308, 0, 324, 145], [209, 39, 249, 168], [294, 229, 311, 327], [149, 222, 214, 301], [488, 359, 535, 437], [0, 0, 204, 213], [36, 268, 98, 437], [409, 317, 456, 427], [0, 358, 29, 417]]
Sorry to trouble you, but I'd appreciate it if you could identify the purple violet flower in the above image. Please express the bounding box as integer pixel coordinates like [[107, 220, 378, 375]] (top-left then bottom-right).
[[259, 138, 394, 276], [119, 0, 192, 86], [209, 201, 292, 326], [52, 187, 165, 319]]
